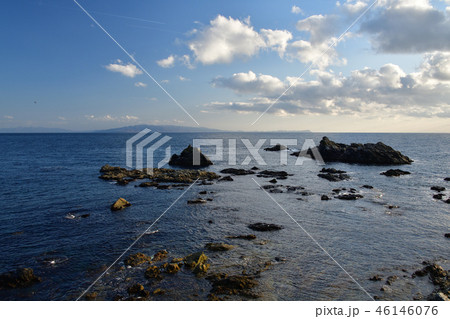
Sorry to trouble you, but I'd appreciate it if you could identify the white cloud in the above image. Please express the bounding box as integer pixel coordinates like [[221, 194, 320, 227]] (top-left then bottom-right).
[[296, 14, 340, 44], [178, 75, 190, 81], [360, 1, 450, 53], [3, 115, 13, 120], [85, 114, 140, 122], [188, 15, 266, 64], [157, 55, 176, 68], [291, 5, 303, 14], [57, 116, 66, 121], [105, 60, 143, 78], [180, 55, 195, 69], [161, 79, 170, 84], [134, 81, 147, 87], [208, 52, 450, 118], [260, 29, 293, 57]]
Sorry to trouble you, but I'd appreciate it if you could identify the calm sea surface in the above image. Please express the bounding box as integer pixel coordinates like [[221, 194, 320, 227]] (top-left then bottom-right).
[[0, 133, 449, 300]]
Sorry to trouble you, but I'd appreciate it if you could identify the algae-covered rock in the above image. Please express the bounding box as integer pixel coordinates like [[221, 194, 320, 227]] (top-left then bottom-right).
[[111, 198, 131, 211]]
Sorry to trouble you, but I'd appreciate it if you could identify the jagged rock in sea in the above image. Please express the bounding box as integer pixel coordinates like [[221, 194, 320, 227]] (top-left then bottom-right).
[[220, 168, 255, 175], [264, 144, 287, 151], [380, 169, 411, 177], [292, 136, 413, 165], [169, 145, 213, 168], [111, 198, 131, 211]]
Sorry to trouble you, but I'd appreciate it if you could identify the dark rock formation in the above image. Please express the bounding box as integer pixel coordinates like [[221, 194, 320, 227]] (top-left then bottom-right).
[[248, 223, 283, 232], [257, 170, 290, 179], [433, 194, 444, 200], [220, 168, 255, 175], [0, 268, 41, 289], [264, 144, 287, 151], [294, 136, 413, 165], [218, 176, 234, 182], [318, 172, 350, 182], [369, 275, 382, 281], [362, 185, 374, 189], [321, 195, 330, 200], [169, 145, 213, 168], [205, 243, 234, 251], [208, 274, 258, 297], [226, 234, 256, 240], [380, 169, 411, 177], [124, 253, 151, 267], [431, 186, 446, 192], [336, 194, 363, 200]]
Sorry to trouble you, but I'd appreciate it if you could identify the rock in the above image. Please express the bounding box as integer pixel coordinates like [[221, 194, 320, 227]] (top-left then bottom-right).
[[226, 235, 256, 240], [264, 144, 287, 151], [251, 166, 259, 170], [124, 253, 152, 267], [144, 266, 161, 279], [269, 188, 283, 193], [362, 185, 374, 189], [295, 136, 413, 165], [431, 186, 446, 192], [321, 195, 330, 201], [218, 176, 234, 182], [152, 250, 168, 262], [127, 284, 144, 295], [321, 168, 347, 174], [187, 198, 207, 204], [111, 198, 131, 211], [205, 243, 234, 251], [169, 145, 213, 167], [139, 182, 159, 187], [0, 268, 41, 289], [445, 198, 450, 204], [433, 194, 444, 200], [445, 233, 450, 238], [380, 285, 392, 293], [286, 186, 305, 192], [336, 194, 363, 200], [257, 170, 290, 179], [153, 288, 165, 295], [318, 172, 350, 182], [85, 292, 98, 301], [248, 223, 283, 232], [386, 275, 398, 285], [380, 169, 411, 177], [166, 263, 180, 274], [208, 275, 258, 296], [184, 252, 209, 274], [116, 179, 130, 186], [269, 179, 277, 184], [444, 177, 450, 181], [427, 292, 450, 301], [220, 168, 255, 175], [199, 191, 207, 195], [369, 275, 382, 281], [80, 214, 90, 218]]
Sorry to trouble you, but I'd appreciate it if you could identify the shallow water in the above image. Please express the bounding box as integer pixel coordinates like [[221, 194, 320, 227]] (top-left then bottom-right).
[[0, 133, 448, 300]]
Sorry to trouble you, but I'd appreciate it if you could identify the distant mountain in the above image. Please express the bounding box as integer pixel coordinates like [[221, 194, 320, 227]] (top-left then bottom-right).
[[0, 127, 72, 133], [94, 124, 223, 133]]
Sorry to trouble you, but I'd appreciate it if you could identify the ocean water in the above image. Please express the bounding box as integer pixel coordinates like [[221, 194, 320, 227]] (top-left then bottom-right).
[[0, 132, 448, 301]]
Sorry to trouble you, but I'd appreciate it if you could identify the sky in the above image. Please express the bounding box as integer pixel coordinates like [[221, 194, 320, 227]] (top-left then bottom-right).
[[1, 0, 450, 132]]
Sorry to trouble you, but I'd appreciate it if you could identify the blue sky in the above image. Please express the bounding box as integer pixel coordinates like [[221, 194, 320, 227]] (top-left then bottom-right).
[[1, 0, 450, 132]]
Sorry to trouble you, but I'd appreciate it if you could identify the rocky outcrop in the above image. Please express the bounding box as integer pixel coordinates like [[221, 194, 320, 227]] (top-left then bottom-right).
[[152, 250, 168, 262], [165, 263, 180, 274], [264, 144, 287, 151], [248, 223, 283, 232], [169, 145, 213, 168], [294, 136, 413, 165], [431, 186, 446, 192], [318, 168, 350, 182], [380, 169, 411, 177], [336, 194, 363, 200], [0, 268, 41, 289], [220, 168, 255, 175], [124, 253, 151, 267], [100, 165, 219, 183], [205, 243, 234, 251], [111, 198, 131, 211], [184, 252, 210, 274], [226, 235, 256, 240], [207, 274, 258, 297], [256, 170, 290, 179]]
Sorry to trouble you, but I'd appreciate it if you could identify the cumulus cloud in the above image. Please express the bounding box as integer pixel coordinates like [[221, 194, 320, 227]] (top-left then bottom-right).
[[134, 82, 147, 87], [178, 75, 190, 81], [105, 60, 143, 78], [360, 0, 450, 53], [187, 15, 293, 64], [157, 55, 176, 68], [291, 5, 303, 14], [208, 52, 450, 118]]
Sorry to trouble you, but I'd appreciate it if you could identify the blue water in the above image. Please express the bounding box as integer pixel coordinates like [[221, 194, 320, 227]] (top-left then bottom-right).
[[0, 133, 448, 300]]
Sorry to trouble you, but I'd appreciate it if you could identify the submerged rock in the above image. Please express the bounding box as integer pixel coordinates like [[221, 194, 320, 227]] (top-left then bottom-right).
[[369, 275, 382, 281], [220, 168, 255, 175], [362, 185, 374, 189], [205, 243, 234, 251], [296, 136, 413, 165], [124, 253, 151, 267], [0, 268, 41, 289], [152, 250, 168, 262], [184, 252, 210, 274], [85, 292, 98, 301], [208, 274, 258, 297], [264, 144, 287, 151], [218, 176, 234, 182], [380, 169, 411, 177], [336, 194, 363, 200], [248, 223, 283, 232], [169, 145, 213, 168], [431, 186, 446, 192], [318, 172, 350, 182], [187, 198, 207, 204], [226, 234, 256, 240], [145, 266, 161, 279], [165, 263, 180, 274], [321, 195, 331, 201], [257, 170, 290, 179]]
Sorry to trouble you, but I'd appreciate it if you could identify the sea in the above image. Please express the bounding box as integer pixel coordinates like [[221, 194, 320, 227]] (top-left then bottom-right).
[[0, 132, 448, 301]]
